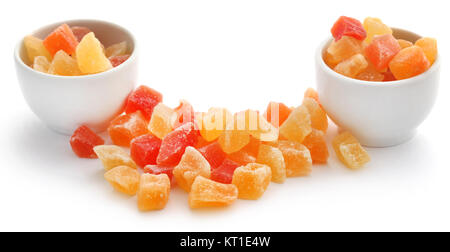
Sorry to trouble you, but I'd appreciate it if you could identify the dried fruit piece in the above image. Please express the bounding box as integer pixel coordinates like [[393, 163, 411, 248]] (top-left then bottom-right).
[[279, 105, 312, 143], [331, 16, 367, 41], [71, 26, 92, 42], [334, 53, 368, 78], [130, 134, 162, 168], [105, 41, 128, 58], [356, 64, 385, 81], [211, 159, 240, 184], [125, 86, 163, 120], [302, 98, 328, 133], [94, 145, 137, 171], [104, 166, 140, 196], [232, 163, 272, 200], [256, 144, 286, 184], [304, 88, 320, 105], [33, 56, 50, 73], [48, 50, 81, 76], [76, 32, 112, 74], [332, 132, 370, 169], [173, 100, 196, 128], [23, 35, 52, 63], [189, 176, 238, 209], [389, 46, 430, 80], [200, 108, 232, 142], [198, 142, 227, 168], [363, 17, 392, 44], [415, 37, 437, 65], [137, 174, 170, 211], [43, 24, 79, 56], [365, 34, 401, 71], [325, 36, 363, 68], [263, 102, 292, 128], [275, 141, 312, 177], [157, 122, 199, 166], [303, 129, 329, 164], [397, 39, 413, 49], [173, 147, 211, 192], [108, 111, 148, 147], [70, 125, 105, 158], [143, 165, 174, 181], [148, 103, 176, 139], [109, 55, 130, 67]]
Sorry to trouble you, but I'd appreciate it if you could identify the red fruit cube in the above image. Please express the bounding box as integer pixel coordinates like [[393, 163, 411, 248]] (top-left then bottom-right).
[[365, 34, 401, 71], [125, 86, 163, 120], [156, 122, 199, 166], [71, 26, 92, 42], [143, 165, 174, 181], [109, 55, 130, 67], [383, 70, 396, 82], [108, 111, 149, 147], [331, 16, 367, 41], [43, 24, 79, 56], [173, 100, 195, 128], [211, 159, 240, 184], [197, 142, 227, 168], [130, 134, 162, 168], [70, 125, 104, 158]]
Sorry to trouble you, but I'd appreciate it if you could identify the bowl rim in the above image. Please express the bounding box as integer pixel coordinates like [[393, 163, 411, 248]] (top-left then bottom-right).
[[316, 27, 440, 87], [14, 19, 137, 80]]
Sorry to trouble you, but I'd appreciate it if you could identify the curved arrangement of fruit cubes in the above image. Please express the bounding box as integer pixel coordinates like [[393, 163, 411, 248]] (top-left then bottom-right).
[[70, 85, 371, 211], [23, 24, 130, 76], [325, 16, 438, 81]]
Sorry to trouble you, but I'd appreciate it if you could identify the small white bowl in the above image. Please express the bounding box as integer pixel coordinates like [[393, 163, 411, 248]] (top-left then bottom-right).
[[316, 28, 440, 147], [14, 19, 138, 135]]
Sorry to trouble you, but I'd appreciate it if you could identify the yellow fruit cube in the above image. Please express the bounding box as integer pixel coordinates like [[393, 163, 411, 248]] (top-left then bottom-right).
[[363, 17, 393, 44], [93, 145, 137, 171], [275, 140, 312, 177], [334, 54, 368, 78], [33, 56, 50, 73], [302, 97, 328, 133], [173, 147, 211, 192], [23, 35, 52, 64], [48, 50, 81, 76], [256, 144, 286, 183], [76, 32, 112, 74], [188, 176, 238, 209], [332, 132, 370, 169], [232, 163, 271, 200], [148, 103, 177, 139], [279, 105, 312, 143], [325, 36, 363, 67], [137, 174, 171, 211], [104, 166, 140, 196], [105, 41, 128, 58]]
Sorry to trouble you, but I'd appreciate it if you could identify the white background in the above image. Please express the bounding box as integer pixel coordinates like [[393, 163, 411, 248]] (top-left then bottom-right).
[[0, 0, 448, 231]]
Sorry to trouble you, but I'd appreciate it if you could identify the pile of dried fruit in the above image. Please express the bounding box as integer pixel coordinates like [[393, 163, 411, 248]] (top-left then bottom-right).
[[70, 86, 370, 211]]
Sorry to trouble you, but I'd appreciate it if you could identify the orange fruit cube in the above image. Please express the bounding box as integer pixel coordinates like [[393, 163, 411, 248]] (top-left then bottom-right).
[[93, 145, 137, 171], [365, 34, 401, 71], [279, 105, 312, 143], [302, 129, 329, 164], [173, 147, 211, 192], [76, 32, 112, 74], [275, 140, 312, 177], [263, 102, 292, 128], [334, 53, 368, 78], [332, 132, 370, 169], [108, 111, 149, 147], [23, 35, 52, 64], [43, 24, 79, 56], [302, 98, 328, 133], [137, 174, 171, 211], [148, 103, 176, 139], [256, 144, 286, 183], [415, 37, 437, 65], [104, 166, 140, 196], [188, 176, 238, 209], [388, 46, 430, 80], [232, 163, 272, 200]]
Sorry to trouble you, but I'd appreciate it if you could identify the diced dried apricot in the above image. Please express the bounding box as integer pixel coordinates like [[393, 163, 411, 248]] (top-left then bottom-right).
[[130, 134, 161, 168], [275, 140, 312, 177], [331, 16, 367, 41], [325, 36, 363, 69], [232, 163, 271, 200], [125, 86, 163, 120], [302, 129, 329, 164], [363, 17, 392, 44], [263, 102, 292, 128], [104, 166, 140, 196], [211, 159, 240, 184], [24, 35, 52, 63], [76, 32, 112, 74], [334, 53, 368, 78], [189, 176, 238, 209], [302, 98, 328, 133], [43, 24, 79, 56], [108, 111, 148, 147], [157, 122, 199, 166], [48, 50, 81, 76], [415, 37, 437, 65], [94, 145, 137, 171], [33, 56, 50, 73], [256, 144, 286, 184], [137, 174, 170, 211], [365, 34, 401, 71], [279, 105, 312, 143], [198, 142, 227, 168], [70, 125, 104, 158], [148, 103, 176, 139], [389, 46, 430, 80], [332, 132, 370, 169], [173, 147, 211, 192], [105, 41, 128, 58]]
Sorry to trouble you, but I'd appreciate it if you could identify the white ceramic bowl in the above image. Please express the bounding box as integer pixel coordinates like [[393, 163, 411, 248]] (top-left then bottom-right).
[[14, 19, 138, 135], [316, 28, 440, 147]]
